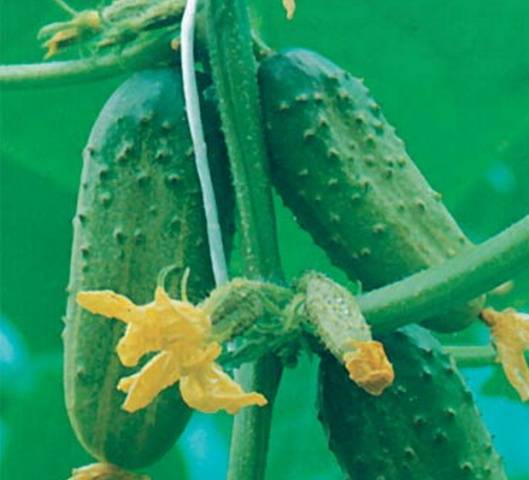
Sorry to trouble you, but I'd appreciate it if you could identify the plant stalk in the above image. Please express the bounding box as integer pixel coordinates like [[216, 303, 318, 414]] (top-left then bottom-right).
[[359, 215, 529, 333], [444, 346, 497, 367], [0, 32, 174, 88], [205, 0, 285, 478]]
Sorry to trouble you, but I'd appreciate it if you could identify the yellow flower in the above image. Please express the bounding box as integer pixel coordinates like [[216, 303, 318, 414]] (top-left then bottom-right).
[[481, 308, 529, 402], [342, 340, 394, 396], [76, 286, 268, 414]]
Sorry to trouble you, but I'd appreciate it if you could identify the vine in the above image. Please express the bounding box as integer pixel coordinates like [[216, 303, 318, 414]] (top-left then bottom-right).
[[205, 1, 285, 478]]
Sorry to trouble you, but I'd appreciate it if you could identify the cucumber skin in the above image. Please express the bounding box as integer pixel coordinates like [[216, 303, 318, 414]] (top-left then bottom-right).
[[318, 327, 507, 480], [258, 49, 482, 331], [64, 69, 233, 469]]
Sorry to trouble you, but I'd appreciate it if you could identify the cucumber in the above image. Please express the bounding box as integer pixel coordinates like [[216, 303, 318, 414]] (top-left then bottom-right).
[[258, 49, 483, 332], [318, 326, 507, 480], [64, 68, 233, 469]]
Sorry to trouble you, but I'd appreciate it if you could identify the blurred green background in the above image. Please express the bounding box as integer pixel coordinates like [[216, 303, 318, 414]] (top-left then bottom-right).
[[1, 0, 528, 478]]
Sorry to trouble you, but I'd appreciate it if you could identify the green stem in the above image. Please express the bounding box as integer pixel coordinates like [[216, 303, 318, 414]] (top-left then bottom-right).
[[359, 215, 529, 333], [205, 1, 284, 479], [444, 345, 497, 367], [206, 0, 282, 281], [445, 346, 529, 368], [0, 32, 174, 88]]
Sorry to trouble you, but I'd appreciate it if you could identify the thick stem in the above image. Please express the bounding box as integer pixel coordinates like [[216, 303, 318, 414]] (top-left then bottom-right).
[[206, 0, 282, 281], [205, 1, 284, 479], [0, 33, 174, 88], [359, 215, 529, 333]]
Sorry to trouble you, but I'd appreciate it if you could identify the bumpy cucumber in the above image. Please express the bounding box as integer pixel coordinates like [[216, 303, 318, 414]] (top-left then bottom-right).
[[64, 68, 233, 469], [318, 326, 506, 479], [258, 49, 482, 331]]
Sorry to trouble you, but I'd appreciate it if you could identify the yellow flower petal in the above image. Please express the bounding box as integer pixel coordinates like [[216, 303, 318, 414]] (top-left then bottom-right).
[[343, 340, 395, 396], [482, 308, 529, 401], [118, 351, 181, 413], [77, 291, 138, 324], [69, 462, 148, 480], [42, 10, 101, 59], [180, 342, 222, 374], [44, 28, 79, 58], [180, 362, 268, 414], [282, 0, 296, 19], [77, 10, 101, 30]]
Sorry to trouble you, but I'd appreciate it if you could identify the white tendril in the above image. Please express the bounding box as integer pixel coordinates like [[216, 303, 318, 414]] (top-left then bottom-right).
[[181, 0, 229, 286]]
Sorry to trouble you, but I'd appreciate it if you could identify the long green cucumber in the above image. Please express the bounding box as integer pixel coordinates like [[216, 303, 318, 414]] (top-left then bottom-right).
[[64, 68, 233, 469], [318, 326, 507, 479], [258, 49, 483, 332]]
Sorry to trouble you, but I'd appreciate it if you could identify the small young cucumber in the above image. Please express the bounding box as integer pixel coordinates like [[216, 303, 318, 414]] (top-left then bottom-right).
[[64, 68, 233, 469], [258, 49, 483, 332], [318, 326, 507, 480]]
